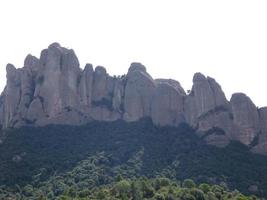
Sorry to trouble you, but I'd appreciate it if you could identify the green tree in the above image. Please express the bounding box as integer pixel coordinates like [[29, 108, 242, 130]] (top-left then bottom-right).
[[182, 179, 196, 189], [114, 180, 131, 198], [199, 183, 211, 193], [131, 181, 142, 200], [190, 188, 205, 200]]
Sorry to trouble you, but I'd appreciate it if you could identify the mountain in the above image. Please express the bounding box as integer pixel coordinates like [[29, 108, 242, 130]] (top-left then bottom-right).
[[1, 44, 267, 199], [0, 43, 266, 154]]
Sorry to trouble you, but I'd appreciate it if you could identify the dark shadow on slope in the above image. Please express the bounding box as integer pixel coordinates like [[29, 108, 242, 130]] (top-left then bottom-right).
[[0, 118, 267, 196]]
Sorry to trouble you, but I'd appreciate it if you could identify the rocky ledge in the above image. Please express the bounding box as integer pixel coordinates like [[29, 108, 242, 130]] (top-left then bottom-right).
[[0, 43, 266, 154]]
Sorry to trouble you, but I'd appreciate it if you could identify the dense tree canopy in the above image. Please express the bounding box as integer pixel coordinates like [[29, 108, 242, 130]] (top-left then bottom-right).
[[0, 119, 267, 199]]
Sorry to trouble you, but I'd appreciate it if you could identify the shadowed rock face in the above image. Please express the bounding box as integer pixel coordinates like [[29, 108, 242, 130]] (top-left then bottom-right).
[[252, 107, 267, 154], [230, 93, 260, 145], [0, 43, 266, 154]]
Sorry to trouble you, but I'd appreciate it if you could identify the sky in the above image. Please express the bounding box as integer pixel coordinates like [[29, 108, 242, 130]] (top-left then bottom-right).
[[0, 0, 267, 107]]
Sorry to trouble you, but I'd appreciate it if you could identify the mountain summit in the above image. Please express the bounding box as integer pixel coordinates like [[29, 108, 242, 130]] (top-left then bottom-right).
[[0, 43, 266, 154]]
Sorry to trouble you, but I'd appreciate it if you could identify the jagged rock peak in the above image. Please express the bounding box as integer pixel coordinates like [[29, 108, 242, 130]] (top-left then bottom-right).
[[230, 93, 260, 145], [48, 42, 61, 48], [84, 63, 94, 71], [95, 66, 106, 74], [46, 42, 72, 55], [1, 43, 267, 155], [231, 92, 248, 100], [128, 62, 146, 74], [24, 54, 39, 67], [155, 79, 186, 95], [6, 63, 16, 75], [193, 72, 206, 82]]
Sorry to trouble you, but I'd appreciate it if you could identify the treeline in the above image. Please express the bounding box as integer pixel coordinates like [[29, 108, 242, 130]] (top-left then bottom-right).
[[60, 177, 258, 200], [1, 176, 258, 200]]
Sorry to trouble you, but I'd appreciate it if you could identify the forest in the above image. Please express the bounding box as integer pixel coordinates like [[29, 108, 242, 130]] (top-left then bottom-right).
[[0, 119, 267, 199]]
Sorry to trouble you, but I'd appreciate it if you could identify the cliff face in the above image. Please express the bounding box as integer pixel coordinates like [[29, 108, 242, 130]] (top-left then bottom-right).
[[0, 43, 266, 154]]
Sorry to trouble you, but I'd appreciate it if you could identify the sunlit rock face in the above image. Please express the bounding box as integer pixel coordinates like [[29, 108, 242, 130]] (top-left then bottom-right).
[[0, 43, 266, 154], [123, 63, 156, 121], [151, 79, 186, 126], [184, 73, 229, 126]]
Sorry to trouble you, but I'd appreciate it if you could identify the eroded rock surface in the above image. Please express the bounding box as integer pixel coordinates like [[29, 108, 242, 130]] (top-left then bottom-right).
[[230, 93, 260, 145], [0, 43, 266, 154]]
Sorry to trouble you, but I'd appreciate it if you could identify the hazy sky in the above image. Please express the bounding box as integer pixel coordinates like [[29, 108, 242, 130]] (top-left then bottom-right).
[[0, 0, 267, 107]]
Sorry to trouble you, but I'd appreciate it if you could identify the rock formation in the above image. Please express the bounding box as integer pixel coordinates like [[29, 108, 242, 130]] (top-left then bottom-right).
[[151, 79, 186, 126], [0, 43, 266, 154], [123, 63, 156, 121], [252, 107, 267, 154], [230, 93, 260, 145]]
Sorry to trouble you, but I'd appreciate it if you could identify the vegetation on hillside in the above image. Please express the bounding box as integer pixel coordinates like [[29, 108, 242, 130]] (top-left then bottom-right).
[[0, 119, 267, 199], [0, 153, 259, 200]]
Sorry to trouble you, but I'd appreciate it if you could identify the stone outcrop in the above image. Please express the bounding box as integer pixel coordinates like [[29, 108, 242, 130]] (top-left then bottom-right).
[[151, 79, 185, 126], [78, 64, 94, 106], [184, 73, 229, 125], [0, 43, 266, 154], [4, 64, 22, 127], [123, 63, 156, 121], [252, 107, 267, 154], [230, 93, 260, 145], [183, 73, 232, 146]]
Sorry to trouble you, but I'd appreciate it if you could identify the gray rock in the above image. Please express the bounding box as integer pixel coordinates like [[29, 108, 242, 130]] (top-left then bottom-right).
[[112, 79, 124, 112], [128, 62, 147, 74], [18, 68, 35, 118], [151, 79, 185, 126], [34, 43, 80, 118], [185, 73, 228, 126], [27, 97, 46, 122], [24, 54, 39, 74], [4, 64, 21, 127], [230, 93, 260, 145], [123, 64, 156, 121], [184, 73, 231, 146], [79, 64, 94, 106], [0, 90, 5, 127], [1, 43, 267, 155], [92, 66, 109, 102], [252, 107, 267, 154]]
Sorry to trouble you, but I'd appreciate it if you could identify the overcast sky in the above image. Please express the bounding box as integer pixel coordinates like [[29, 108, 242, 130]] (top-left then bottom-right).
[[0, 0, 266, 107]]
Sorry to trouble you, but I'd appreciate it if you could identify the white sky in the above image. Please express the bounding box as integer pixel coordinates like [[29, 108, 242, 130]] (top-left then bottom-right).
[[0, 0, 267, 107]]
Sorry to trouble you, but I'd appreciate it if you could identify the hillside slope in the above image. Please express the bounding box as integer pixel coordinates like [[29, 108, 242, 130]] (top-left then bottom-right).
[[0, 119, 267, 198]]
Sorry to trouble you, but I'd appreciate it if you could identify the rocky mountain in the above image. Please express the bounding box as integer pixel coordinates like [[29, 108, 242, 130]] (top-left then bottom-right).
[[0, 43, 266, 154]]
